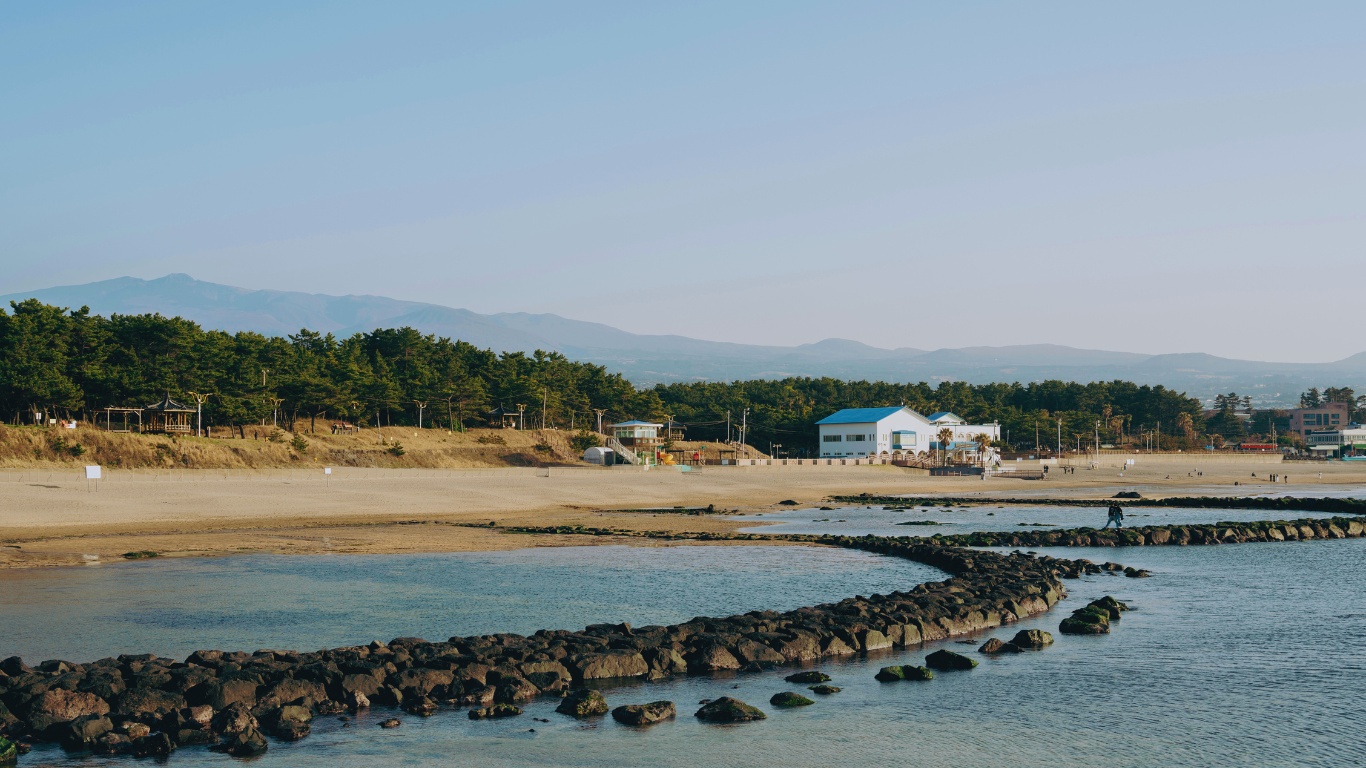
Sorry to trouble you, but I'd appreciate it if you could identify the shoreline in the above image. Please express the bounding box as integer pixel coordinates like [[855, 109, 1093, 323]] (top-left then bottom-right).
[[4, 462, 1364, 569]]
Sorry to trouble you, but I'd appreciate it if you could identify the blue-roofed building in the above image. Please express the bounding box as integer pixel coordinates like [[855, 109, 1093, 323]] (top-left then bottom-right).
[[815, 406, 1000, 460]]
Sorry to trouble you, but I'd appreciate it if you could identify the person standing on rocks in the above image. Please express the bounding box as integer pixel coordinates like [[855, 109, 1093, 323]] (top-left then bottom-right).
[[1103, 505, 1124, 529]]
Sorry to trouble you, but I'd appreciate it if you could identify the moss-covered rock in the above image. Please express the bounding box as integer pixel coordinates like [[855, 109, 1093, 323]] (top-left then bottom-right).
[[694, 697, 766, 723], [875, 664, 933, 682], [783, 670, 831, 684], [769, 691, 814, 708], [925, 649, 978, 671], [1009, 629, 1054, 649], [611, 701, 676, 726], [0, 736, 16, 767], [469, 704, 522, 720], [808, 685, 841, 695], [555, 689, 608, 718]]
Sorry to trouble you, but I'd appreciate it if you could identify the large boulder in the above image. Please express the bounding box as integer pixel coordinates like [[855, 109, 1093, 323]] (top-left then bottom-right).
[[925, 650, 978, 671], [61, 715, 113, 749], [783, 671, 830, 684], [116, 688, 186, 721], [874, 665, 933, 682], [210, 728, 268, 757], [1059, 608, 1110, 635], [687, 644, 742, 672], [26, 688, 110, 732], [769, 691, 814, 708], [556, 689, 608, 718], [0, 736, 17, 766], [611, 701, 676, 726], [565, 652, 649, 681], [694, 697, 765, 723], [1009, 629, 1054, 649]]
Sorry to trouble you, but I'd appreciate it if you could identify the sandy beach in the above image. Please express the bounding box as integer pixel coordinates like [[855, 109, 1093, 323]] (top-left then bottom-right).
[[2, 460, 1362, 568]]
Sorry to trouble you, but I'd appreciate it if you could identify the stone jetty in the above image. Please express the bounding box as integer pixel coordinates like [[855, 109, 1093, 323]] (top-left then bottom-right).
[[923, 516, 1365, 549], [0, 537, 1067, 759]]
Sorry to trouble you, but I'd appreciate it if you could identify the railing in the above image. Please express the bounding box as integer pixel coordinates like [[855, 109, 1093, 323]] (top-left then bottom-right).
[[605, 436, 639, 465]]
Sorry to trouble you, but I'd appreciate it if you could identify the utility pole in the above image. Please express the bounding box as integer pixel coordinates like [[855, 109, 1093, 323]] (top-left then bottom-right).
[[1094, 420, 1101, 456], [1056, 418, 1062, 455], [188, 391, 214, 438], [542, 388, 547, 430], [741, 407, 748, 457], [261, 368, 270, 387], [414, 401, 426, 429], [726, 410, 731, 444], [517, 404, 526, 431], [269, 397, 284, 429], [594, 409, 606, 434]]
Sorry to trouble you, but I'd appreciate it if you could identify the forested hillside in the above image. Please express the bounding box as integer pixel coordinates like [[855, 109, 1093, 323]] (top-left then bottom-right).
[[0, 300, 1208, 453]]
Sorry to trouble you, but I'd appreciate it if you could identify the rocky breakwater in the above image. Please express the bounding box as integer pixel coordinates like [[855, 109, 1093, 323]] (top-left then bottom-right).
[[925, 516, 1366, 550], [0, 537, 1071, 760]]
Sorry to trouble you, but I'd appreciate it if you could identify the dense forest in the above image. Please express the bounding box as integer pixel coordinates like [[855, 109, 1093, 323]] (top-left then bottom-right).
[[0, 300, 1236, 454]]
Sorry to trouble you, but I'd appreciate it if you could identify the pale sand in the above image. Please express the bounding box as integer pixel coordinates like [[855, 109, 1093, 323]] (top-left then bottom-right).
[[2, 461, 1362, 567]]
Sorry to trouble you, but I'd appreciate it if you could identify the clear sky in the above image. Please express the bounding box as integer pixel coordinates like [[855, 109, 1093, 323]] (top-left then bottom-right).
[[3, 2, 1363, 361]]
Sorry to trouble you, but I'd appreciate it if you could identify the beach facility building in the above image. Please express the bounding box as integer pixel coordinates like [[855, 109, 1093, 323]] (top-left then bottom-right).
[[814, 406, 1000, 459], [1307, 426, 1366, 458]]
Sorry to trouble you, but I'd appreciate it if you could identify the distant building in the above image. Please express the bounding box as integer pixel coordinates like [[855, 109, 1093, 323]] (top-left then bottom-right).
[[814, 407, 999, 459], [1287, 402, 1350, 438], [1307, 426, 1366, 457]]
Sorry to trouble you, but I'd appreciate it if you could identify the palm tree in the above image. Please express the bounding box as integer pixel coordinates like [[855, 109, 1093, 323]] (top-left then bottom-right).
[[937, 427, 955, 466], [974, 432, 993, 467]]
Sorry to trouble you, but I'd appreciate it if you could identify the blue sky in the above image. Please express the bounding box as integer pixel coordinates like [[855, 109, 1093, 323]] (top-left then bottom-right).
[[2, 2, 1363, 361]]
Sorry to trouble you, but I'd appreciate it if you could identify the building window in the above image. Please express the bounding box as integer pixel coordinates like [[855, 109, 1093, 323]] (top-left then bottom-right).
[[823, 434, 842, 443]]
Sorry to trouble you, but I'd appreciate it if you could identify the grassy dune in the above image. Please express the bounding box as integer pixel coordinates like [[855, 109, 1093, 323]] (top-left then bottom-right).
[[0, 424, 591, 470]]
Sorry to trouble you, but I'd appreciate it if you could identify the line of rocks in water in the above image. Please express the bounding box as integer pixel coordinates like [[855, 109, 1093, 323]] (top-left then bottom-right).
[[829, 494, 1366, 515], [0, 536, 1074, 762], [920, 516, 1366, 549]]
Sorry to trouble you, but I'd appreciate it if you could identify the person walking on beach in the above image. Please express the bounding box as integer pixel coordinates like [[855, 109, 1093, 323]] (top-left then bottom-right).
[[1103, 504, 1125, 529]]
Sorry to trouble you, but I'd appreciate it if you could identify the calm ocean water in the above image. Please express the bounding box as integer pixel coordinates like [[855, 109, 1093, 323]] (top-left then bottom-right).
[[6, 528, 1365, 767]]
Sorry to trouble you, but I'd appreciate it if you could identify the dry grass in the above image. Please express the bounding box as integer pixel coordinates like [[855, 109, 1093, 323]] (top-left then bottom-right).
[[0, 423, 592, 470]]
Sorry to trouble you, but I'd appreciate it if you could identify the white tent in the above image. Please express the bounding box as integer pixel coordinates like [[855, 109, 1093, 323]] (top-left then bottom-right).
[[582, 446, 615, 465]]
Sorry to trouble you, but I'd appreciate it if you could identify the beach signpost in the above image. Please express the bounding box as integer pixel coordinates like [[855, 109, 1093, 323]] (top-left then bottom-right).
[[85, 465, 101, 492], [325, 467, 332, 487]]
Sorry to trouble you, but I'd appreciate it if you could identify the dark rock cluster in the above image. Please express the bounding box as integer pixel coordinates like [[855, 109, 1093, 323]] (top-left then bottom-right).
[[0, 538, 1068, 759], [925, 516, 1365, 550]]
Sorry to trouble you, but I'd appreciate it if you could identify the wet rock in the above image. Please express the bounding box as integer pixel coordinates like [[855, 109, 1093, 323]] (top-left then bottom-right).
[[808, 685, 841, 695], [209, 727, 267, 757], [566, 652, 649, 681], [1059, 607, 1110, 635], [130, 732, 175, 758], [610, 701, 676, 726], [210, 703, 258, 736], [978, 638, 1009, 654], [469, 704, 522, 720], [269, 704, 314, 740], [555, 689, 608, 717], [60, 715, 113, 749], [783, 670, 831, 684], [116, 688, 186, 722], [694, 697, 766, 723], [925, 650, 978, 671], [25, 688, 109, 733], [769, 691, 814, 708], [874, 665, 933, 682], [401, 696, 439, 717], [378, 718, 401, 728], [1009, 629, 1054, 649]]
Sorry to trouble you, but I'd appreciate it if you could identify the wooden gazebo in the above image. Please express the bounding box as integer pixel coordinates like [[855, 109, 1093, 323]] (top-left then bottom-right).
[[487, 405, 520, 429], [143, 395, 194, 434]]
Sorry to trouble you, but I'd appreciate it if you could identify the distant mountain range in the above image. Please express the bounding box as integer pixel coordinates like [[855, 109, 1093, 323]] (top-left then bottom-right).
[[5, 274, 1364, 406]]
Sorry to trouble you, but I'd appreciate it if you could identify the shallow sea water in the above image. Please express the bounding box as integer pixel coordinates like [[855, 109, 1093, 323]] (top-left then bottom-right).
[[7, 533, 1366, 767], [737, 503, 1346, 537]]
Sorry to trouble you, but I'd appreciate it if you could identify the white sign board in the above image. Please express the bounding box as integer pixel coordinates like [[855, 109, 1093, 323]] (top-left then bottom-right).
[[324, 467, 332, 475], [85, 466, 102, 480]]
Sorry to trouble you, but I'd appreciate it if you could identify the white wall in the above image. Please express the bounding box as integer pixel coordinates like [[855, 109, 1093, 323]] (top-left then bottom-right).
[[818, 409, 935, 457]]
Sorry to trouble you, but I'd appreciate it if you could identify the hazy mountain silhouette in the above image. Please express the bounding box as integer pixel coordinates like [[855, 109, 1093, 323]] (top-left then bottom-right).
[[4, 274, 1364, 405]]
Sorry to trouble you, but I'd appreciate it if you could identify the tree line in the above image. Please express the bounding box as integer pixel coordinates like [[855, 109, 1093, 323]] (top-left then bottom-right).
[[2, 300, 1210, 452]]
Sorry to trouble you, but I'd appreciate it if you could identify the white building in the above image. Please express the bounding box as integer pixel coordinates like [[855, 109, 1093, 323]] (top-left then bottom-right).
[[1307, 427, 1366, 457], [814, 406, 1000, 459]]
